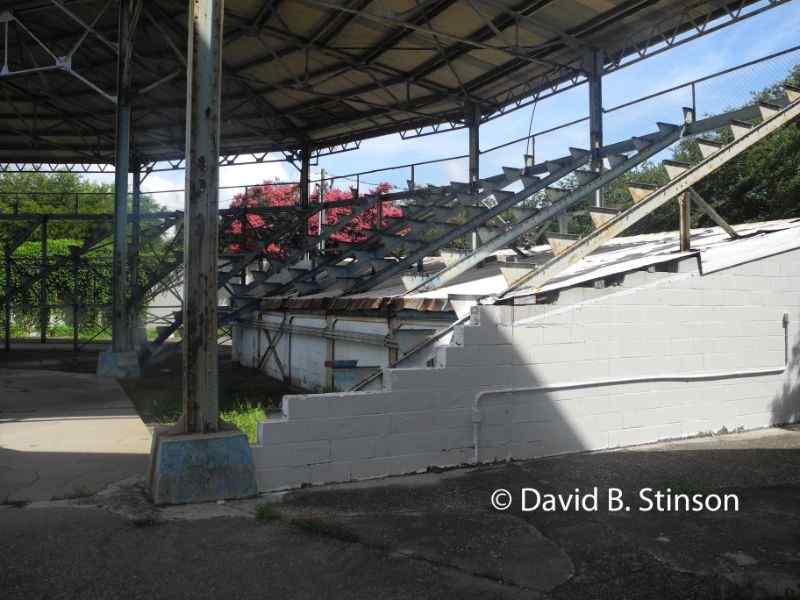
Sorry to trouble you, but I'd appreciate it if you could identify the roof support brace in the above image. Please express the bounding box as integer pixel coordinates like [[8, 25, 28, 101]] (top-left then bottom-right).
[[111, 0, 133, 353], [587, 49, 604, 208], [182, 0, 224, 433], [687, 187, 738, 239]]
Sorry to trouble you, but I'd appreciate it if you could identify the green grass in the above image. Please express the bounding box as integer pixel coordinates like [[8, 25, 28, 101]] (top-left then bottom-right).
[[220, 402, 268, 443], [255, 503, 282, 523]]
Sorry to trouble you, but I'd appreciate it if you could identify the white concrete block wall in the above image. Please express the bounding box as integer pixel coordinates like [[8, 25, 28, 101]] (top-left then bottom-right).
[[251, 249, 800, 491]]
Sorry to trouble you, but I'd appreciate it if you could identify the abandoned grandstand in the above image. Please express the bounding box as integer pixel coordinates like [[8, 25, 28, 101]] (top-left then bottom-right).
[[0, 0, 798, 498]]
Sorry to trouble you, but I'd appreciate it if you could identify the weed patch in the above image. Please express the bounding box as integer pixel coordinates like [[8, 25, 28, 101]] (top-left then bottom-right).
[[290, 516, 361, 543]]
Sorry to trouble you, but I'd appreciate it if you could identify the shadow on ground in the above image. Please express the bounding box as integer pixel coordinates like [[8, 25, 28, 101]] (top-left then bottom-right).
[[0, 344, 299, 424], [2, 427, 800, 599], [273, 427, 800, 599], [118, 345, 299, 424]]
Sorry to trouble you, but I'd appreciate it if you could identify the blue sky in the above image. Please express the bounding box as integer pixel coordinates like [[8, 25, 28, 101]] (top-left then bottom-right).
[[95, 0, 800, 210]]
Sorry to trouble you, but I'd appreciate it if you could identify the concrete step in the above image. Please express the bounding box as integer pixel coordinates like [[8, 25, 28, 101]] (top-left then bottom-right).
[[696, 138, 724, 159], [627, 182, 658, 203], [758, 100, 782, 120], [729, 119, 754, 140], [588, 206, 621, 228], [546, 232, 579, 255], [662, 159, 690, 180]]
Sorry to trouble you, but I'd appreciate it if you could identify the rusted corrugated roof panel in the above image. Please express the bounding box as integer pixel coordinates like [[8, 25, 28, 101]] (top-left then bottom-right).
[[259, 295, 449, 314]]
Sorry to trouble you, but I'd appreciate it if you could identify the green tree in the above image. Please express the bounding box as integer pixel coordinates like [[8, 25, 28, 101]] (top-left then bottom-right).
[[634, 65, 800, 234]]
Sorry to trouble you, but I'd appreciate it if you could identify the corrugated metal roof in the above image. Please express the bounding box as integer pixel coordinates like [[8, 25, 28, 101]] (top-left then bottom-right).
[[256, 219, 800, 307], [0, 0, 774, 163], [258, 294, 450, 313]]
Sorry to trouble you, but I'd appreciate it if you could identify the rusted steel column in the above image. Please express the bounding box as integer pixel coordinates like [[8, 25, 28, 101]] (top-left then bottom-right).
[[182, 0, 224, 433], [112, 0, 133, 352], [678, 192, 691, 251], [587, 49, 604, 208]]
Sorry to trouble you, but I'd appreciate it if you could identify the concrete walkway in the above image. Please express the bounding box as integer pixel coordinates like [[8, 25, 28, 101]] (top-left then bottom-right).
[[0, 369, 151, 502], [3, 425, 800, 599]]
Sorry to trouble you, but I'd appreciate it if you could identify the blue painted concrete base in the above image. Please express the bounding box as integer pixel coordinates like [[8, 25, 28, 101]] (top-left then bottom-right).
[[148, 429, 258, 505], [96, 350, 141, 378]]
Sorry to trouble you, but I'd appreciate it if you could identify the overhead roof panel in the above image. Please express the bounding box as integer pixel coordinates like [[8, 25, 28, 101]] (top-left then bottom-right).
[[0, 0, 784, 164]]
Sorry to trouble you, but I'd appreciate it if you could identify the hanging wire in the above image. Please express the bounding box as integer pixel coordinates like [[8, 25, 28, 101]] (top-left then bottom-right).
[[525, 99, 538, 157]]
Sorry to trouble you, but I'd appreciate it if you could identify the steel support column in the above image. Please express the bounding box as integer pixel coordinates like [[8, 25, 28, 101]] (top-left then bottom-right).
[[587, 50, 604, 208], [468, 103, 480, 250], [130, 161, 141, 313], [678, 192, 691, 251], [300, 145, 311, 208], [182, 0, 224, 433], [111, 0, 133, 352]]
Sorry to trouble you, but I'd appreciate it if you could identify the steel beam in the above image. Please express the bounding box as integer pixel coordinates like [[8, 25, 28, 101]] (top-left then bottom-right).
[[300, 145, 311, 208], [182, 0, 224, 433], [500, 95, 800, 297], [587, 49, 603, 208], [687, 187, 738, 239], [111, 0, 132, 352], [468, 102, 480, 251], [411, 128, 684, 294]]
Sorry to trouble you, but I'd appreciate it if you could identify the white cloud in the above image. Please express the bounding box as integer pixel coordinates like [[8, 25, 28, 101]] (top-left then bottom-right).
[[140, 172, 184, 211], [218, 161, 290, 206]]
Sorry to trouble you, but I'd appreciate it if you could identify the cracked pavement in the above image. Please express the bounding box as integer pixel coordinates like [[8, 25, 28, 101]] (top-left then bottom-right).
[[2, 426, 800, 599]]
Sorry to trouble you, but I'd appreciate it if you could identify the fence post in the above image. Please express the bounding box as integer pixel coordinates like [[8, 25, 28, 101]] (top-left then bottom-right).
[[40, 217, 48, 344], [3, 242, 10, 352], [72, 247, 79, 352]]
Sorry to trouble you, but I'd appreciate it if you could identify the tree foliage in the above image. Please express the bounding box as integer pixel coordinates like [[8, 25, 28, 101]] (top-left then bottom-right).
[[226, 180, 401, 255], [601, 64, 800, 236]]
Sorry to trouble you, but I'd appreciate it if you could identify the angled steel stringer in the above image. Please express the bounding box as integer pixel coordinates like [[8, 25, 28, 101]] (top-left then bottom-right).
[[498, 90, 800, 298], [408, 100, 773, 294]]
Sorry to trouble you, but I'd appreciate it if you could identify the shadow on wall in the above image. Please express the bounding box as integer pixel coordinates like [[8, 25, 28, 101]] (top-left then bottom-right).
[[771, 318, 800, 425], [255, 263, 800, 492]]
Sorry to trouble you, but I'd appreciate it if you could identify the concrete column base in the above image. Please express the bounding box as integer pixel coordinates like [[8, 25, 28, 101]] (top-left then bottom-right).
[[96, 350, 141, 378], [148, 429, 258, 505]]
